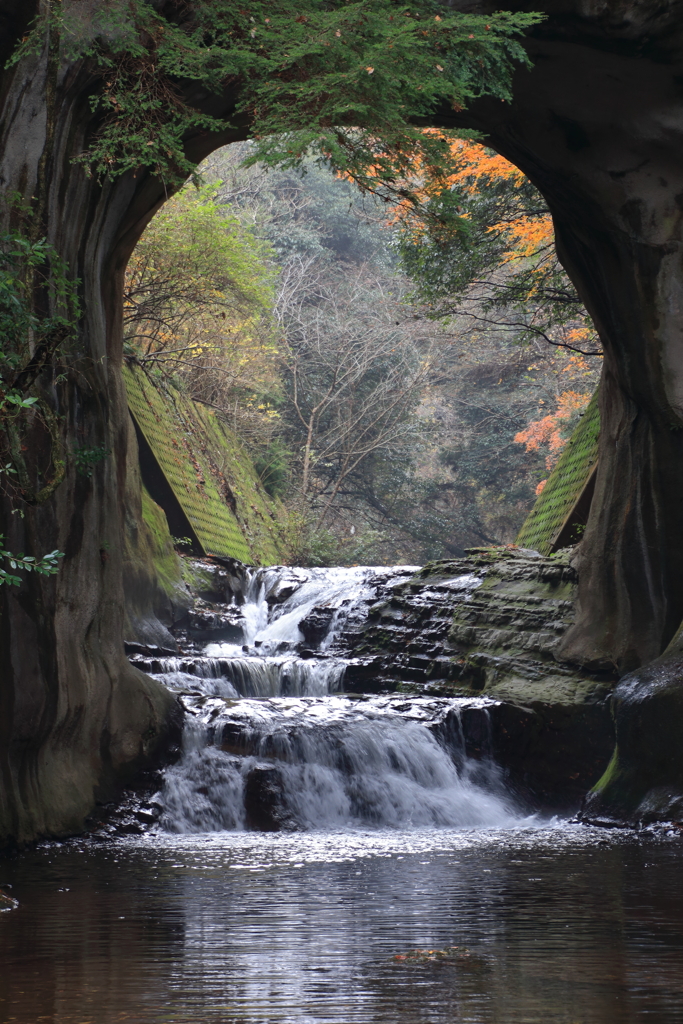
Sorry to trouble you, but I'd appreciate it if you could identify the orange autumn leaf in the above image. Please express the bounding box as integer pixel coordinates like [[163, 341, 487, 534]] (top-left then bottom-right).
[[370, 133, 553, 271], [515, 391, 591, 471]]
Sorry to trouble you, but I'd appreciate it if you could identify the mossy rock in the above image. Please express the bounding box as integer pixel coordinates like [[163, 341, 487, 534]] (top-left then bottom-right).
[[584, 643, 683, 824], [124, 364, 287, 565], [122, 412, 190, 649]]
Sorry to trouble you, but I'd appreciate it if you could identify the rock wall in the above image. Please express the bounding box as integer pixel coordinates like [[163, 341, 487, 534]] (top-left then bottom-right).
[[122, 413, 192, 653], [338, 548, 616, 809]]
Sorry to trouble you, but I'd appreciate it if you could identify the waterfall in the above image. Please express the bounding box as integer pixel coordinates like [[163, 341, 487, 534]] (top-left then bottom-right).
[[159, 695, 522, 833], [137, 654, 344, 699], [141, 563, 530, 833], [138, 565, 423, 699]]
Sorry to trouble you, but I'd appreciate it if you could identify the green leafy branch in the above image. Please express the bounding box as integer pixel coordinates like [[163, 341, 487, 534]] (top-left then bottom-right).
[[0, 227, 77, 585], [0, 230, 80, 366], [8, 1, 543, 192], [73, 445, 110, 478], [0, 231, 79, 508], [0, 536, 63, 587]]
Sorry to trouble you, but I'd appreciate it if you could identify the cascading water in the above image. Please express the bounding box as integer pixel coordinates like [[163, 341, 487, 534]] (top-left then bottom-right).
[[160, 695, 524, 833], [139, 565, 401, 698], [135, 564, 532, 832]]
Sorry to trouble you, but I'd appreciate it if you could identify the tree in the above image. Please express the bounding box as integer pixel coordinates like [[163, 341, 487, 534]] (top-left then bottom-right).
[[373, 139, 603, 547], [275, 259, 433, 524], [383, 137, 599, 357], [123, 181, 282, 441], [514, 379, 593, 492]]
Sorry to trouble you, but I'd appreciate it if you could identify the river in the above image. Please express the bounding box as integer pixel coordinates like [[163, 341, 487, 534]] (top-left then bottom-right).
[[1, 565, 682, 1023]]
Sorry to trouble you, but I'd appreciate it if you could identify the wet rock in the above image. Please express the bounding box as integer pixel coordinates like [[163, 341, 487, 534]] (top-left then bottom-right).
[[244, 764, 294, 831], [0, 889, 18, 912], [264, 568, 311, 606], [124, 641, 179, 658], [82, 769, 176, 839], [343, 657, 394, 693], [328, 551, 616, 810], [299, 606, 336, 646], [185, 599, 245, 641], [219, 722, 258, 756], [135, 807, 160, 825], [267, 583, 299, 605], [118, 820, 146, 835], [582, 640, 683, 824], [182, 557, 249, 606]]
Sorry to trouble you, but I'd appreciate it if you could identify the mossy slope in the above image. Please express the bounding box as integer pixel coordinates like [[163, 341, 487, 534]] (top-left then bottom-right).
[[123, 364, 285, 565], [516, 390, 600, 555]]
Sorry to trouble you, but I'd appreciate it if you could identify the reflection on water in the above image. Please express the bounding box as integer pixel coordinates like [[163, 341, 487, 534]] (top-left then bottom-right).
[[1, 824, 683, 1023]]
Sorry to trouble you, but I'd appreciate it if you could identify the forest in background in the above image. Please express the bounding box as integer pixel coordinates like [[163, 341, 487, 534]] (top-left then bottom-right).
[[123, 140, 601, 565]]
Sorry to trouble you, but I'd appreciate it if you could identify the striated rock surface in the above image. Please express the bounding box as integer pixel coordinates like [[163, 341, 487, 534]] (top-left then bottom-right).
[[333, 548, 616, 809]]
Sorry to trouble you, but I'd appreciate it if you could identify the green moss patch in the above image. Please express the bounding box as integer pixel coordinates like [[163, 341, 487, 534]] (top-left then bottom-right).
[[124, 365, 286, 565], [140, 485, 181, 595]]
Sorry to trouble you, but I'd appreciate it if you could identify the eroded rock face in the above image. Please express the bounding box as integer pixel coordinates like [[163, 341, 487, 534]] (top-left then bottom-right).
[[441, 0, 683, 821], [122, 415, 192, 653], [337, 550, 605, 696], [584, 629, 683, 824], [0, 8, 199, 845], [333, 549, 615, 808], [444, 1, 683, 674]]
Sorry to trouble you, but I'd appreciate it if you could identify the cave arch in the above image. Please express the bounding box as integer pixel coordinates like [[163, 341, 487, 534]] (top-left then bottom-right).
[[438, 2, 683, 675], [3, 0, 683, 837]]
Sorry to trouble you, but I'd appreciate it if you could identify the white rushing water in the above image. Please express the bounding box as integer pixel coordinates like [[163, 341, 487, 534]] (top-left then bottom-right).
[[159, 695, 527, 833], [149, 564, 530, 833], [149, 565, 421, 699]]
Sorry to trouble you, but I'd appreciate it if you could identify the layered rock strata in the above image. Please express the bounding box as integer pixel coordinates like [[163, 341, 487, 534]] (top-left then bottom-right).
[[130, 551, 615, 814], [327, 549, 615, 810]]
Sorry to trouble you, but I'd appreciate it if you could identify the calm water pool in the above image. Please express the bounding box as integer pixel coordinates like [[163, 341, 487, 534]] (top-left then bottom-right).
[[1, 823, 683, 1023]]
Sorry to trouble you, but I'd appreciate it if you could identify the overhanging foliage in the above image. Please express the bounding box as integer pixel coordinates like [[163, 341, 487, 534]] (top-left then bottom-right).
[[10, 0, 543, 188]]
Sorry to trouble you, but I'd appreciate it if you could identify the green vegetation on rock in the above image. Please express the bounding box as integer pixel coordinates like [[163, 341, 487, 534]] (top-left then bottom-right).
[[140, 485, 184, 597], [124, 364, 286, 565], [12, 1, 541, 190], [516, 389, 600, 555]]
